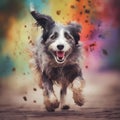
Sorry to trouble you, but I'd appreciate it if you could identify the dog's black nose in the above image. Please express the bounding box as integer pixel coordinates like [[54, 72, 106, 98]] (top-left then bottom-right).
[[57, 45, 64, 50]]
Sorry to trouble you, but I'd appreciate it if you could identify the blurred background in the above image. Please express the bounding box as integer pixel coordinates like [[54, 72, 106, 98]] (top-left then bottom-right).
[[0, 0, 120, 109]]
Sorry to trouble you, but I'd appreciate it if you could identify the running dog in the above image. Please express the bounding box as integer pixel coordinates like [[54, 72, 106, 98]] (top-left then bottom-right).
[[30, 7, 85, 112]]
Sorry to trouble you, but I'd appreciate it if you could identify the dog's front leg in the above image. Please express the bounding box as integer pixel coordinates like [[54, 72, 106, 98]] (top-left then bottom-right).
[[60, 85, 70, 110], [42, 72, 59, 111], [72, 76, 85, 106]]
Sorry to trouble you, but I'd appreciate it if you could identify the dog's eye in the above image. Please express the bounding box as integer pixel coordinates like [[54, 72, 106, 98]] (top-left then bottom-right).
[[50, 32, 58, 39], [64, 32, 72, 39]]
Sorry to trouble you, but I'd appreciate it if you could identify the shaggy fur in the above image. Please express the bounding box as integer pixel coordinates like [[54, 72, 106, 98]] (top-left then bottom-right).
[[30, 7, 85, 112]]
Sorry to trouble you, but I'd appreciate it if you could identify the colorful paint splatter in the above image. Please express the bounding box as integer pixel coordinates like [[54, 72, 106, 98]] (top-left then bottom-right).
[[0, 0, 120, 80]]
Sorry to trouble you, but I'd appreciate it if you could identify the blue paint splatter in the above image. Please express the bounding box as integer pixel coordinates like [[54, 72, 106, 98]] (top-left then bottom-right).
[[25, 0, 49, 12], [0, 55, 14, 78]]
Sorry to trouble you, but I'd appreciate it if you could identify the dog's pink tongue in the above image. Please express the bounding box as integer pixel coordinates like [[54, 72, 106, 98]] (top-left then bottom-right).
[[56, 51, 64, 58]]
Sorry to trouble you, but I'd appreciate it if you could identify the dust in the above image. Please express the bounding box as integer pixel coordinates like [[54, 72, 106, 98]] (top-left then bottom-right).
[[0, 70, 120, 110]]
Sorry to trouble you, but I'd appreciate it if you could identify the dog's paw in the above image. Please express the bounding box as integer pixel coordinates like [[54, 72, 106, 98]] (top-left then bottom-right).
[[44, 94, 59, 112], [72, 78, 85, 106], [73, 89, 85, 106], [61, 105, 70, 110], [45, 99, 59, 112]]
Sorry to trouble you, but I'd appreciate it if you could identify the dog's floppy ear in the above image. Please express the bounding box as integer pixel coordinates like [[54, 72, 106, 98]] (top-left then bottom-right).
[[68, 22, 82, 33], [67, 22, 82, 44], [30, 5, 55, 32]]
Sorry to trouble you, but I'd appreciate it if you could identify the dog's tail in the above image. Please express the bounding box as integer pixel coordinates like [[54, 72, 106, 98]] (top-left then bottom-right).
[[30, 2, 35, 12]]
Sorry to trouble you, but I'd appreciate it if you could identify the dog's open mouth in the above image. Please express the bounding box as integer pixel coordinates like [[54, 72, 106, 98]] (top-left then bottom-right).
[[55, 51, 65, 63]]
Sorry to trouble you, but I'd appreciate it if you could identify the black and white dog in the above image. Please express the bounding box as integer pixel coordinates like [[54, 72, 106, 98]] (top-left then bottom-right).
[[30, 7, 85, 111]]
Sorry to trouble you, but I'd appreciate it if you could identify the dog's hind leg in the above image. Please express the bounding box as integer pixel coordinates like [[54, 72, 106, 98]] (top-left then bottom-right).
[[60, 85, 70, 110], [72, 76, 85, 106], [42, 72, 59, 112]]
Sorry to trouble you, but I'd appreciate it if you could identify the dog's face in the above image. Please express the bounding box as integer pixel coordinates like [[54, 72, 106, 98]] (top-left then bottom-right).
[[45, 24, 79, 64], [31, 10, 82, 64]]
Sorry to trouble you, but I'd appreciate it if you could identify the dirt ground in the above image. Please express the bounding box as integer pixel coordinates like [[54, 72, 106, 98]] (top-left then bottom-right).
[[0, 71, 120, 120]]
